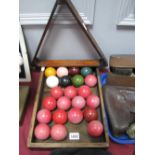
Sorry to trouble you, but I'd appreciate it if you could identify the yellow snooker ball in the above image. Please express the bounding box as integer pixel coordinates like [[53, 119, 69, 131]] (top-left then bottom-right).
[[45, 67, 56, 77]]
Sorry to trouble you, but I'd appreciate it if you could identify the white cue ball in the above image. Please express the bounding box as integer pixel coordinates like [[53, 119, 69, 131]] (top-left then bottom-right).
[[46, 76, 59, 88]]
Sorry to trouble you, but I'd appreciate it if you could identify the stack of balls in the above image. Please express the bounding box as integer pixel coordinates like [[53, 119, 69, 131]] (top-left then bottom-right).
[[34, 67, 104, 141]]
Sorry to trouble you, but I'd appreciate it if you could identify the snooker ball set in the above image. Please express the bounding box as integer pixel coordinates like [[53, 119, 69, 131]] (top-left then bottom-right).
[[45, 67, 97, 88], [34, 66, 104, 141]]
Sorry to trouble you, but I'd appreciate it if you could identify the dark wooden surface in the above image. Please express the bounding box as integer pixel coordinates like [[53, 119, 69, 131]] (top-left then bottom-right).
[[35, 60, 100, 67], [27, 68, 109, 148], [19, 86, 30, 122]]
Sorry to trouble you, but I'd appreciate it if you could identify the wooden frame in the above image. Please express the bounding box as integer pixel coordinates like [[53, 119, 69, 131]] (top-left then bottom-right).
[[32, 0, 107, 67], [19, 23, 31, 82], [35, 59, 100, 67], [27, 67, 109, 148], [27, 0, 109, 148]]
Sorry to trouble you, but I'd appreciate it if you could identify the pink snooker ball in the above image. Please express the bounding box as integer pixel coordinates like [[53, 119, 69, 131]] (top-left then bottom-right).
[[87, 120, 104, 137], [57, 96, 71, 110], [85, 74, 97, 87], [87, 95, 100, 108], [34, 123, 50, 140], [64, 86, 77, 99], [51, 124, 67, 141], [78, 85, 91, 98], [68, 108, 83, 124], [37, 109, 51, 123], [57, 67, 68, 77], [72, 96, 86, 109], [50, 86, 63, 99]]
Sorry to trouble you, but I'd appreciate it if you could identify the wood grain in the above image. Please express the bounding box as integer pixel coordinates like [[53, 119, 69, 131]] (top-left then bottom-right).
[[35, 59, 100, 67]]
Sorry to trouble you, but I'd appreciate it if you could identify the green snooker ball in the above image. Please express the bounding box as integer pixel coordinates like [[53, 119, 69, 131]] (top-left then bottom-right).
[[72, 75, 84, 87], [81, 67, 93, 77]]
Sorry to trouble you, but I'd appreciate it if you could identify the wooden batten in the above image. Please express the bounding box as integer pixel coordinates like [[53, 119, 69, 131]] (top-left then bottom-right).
[[28, 142, 109, 148], [32, 0, 107, 67], [35, 59, 100, 67], [96, 68, 109, 147]]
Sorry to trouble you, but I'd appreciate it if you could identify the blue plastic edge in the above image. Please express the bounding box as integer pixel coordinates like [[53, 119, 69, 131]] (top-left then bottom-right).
[[100, 73, 135, 144]]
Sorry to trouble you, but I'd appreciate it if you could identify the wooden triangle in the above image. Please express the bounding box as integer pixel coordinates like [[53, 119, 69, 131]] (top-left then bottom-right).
[[32, 0, 107, 67]]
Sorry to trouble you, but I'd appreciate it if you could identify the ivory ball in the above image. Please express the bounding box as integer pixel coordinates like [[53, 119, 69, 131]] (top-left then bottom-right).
[[46, 76, 59, 88]]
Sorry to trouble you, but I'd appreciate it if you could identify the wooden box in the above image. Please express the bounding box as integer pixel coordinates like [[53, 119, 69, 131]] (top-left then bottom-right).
[[27, 64, 109, 148], [109, 54, 135, 76], [108, 54, 135, 87], [27, 0, 109, 148]]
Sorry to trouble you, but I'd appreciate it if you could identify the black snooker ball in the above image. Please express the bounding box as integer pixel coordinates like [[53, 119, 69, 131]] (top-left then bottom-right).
[[59, 76, 72, 87]]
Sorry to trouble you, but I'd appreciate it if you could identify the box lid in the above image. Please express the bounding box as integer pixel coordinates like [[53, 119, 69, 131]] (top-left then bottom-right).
[[110, 54, 135, 68], [32, 0, 107, 67]]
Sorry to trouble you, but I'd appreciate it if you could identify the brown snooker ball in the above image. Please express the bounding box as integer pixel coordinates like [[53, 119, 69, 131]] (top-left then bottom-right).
[[68, 67, 80, 75]]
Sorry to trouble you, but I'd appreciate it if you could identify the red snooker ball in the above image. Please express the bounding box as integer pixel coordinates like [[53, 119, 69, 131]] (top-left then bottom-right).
[[53, 109, 67, 124], [83, 107, 98, 122], [68, 108, 83, 124], [87, 120, 104, 137], [37, 109, 51, 123], [85, 74, 97, 87], [64, 86, 77, 99], [43, 96, 56, 111], [51, 124, 67, 141], [72, 96, 86, 109], [50, 86, 63, 99], [78, 85, 91, 98], [34, 123, 50, 140], [57, 96, 71, 110], [87, 95, 100, 108]]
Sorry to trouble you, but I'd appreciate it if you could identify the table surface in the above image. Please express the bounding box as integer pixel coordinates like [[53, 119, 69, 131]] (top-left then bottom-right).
[[19, 72, 134, 155]]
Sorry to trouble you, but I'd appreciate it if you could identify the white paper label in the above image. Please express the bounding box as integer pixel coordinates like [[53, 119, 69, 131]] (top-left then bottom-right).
[[69, 132, 80, 140]]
